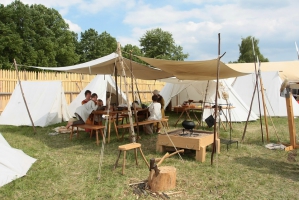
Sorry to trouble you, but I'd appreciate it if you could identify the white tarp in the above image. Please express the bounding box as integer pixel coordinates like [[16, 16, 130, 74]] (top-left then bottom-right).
[[231, 71, 299, 116], [68, 75, 127, 116], [160, 79, 258, 122], [0, 133, 36, 187], [0, 81, 71, 127]]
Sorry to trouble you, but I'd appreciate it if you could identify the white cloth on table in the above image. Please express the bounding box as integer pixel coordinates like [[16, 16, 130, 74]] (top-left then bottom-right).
[[75, 100, 98, 122]]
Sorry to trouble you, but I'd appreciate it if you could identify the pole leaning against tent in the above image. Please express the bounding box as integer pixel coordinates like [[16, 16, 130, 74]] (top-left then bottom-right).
[[14, 59, 36, 133], [117, 43, 136, 143], [211, 33, 226, 165]]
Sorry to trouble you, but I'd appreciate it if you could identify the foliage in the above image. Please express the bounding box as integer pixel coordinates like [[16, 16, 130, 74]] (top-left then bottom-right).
[[0, 0, 79, 69], [237, 36, 269, 63], [76, 29, 117, 63], [139, 28, 188, 61], [122, 44, 145, 63]]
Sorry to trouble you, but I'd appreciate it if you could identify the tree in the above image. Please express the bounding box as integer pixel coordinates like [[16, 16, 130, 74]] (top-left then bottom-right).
[[76, 29, 117, 63], [0, 0, 79, 69], [122, 44, 143, 62], [237, 36, 269, 63], [139, 28, 188, 61]]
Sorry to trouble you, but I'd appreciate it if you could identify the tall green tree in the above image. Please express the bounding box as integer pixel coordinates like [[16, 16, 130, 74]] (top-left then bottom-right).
[[76, 29, 117, 63], [139, 28, 188, 60], [122, 44, 143, 62], [237, 36, 269, 63], [0, 0, 79, 69]]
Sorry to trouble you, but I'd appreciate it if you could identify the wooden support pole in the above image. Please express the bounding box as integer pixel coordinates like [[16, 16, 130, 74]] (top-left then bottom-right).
[[130, 51, 140, 141], [211, 33, 221, 165], [14, 59, 36, 133], [286, 91, 296, 149], [117, 43, 136, 143], [258, 70, 269, 142]]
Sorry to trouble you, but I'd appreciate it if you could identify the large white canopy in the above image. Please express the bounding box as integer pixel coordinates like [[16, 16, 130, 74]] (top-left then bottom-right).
[[137, 56, 250, 80], [228, 61, 299, 81], [29, 53, 173, 80]]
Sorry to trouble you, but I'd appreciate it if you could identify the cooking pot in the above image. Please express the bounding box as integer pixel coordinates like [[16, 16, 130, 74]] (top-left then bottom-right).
[[182, 120, 195, 130]]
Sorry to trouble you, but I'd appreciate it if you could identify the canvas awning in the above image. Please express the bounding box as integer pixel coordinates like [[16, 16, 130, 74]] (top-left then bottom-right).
[[227, 61, 299, 81], [29, 53, 173, 80], [136, 56, 249, 80]]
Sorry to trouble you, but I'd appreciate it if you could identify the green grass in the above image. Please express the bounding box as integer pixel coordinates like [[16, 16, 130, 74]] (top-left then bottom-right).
[[1, 111, 299, 199]]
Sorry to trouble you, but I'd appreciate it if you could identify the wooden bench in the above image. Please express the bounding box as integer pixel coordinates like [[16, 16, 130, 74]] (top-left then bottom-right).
[[70, 124, 105, 145]]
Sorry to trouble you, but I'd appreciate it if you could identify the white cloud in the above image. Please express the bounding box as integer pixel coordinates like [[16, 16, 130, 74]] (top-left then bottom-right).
[[123, 1, 299, 62], [64, 19, 82, 33]]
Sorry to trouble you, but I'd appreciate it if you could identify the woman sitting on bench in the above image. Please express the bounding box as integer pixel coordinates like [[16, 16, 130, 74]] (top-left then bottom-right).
[[66, 93, 98, 129], [144, 95, 162, 134]]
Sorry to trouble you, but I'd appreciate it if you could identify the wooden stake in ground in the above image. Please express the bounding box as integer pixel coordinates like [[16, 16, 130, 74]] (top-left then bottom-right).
[[13, 59, 36, 133], [116, 43, 136, 143]]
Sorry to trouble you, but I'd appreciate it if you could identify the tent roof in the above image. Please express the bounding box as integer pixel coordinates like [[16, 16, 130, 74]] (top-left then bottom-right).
[[29, 53, 173, 80], [227, 61, 299, 81], [137, 56, 249, 80]]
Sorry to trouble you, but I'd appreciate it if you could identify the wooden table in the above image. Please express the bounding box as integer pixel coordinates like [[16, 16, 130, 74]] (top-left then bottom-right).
[[156, 129, 220, 162], [174, 107, 202, 127], [92, 108, 149, 143]]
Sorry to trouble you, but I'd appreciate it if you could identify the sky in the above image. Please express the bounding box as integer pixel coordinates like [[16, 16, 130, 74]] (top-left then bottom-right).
[[2, 0, 299, 63]]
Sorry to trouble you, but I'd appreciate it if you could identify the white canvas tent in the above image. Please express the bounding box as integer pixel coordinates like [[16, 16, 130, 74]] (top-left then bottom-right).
[[160, 79, 258, 122], [0, 81, 71, 127], [231, 71, 299, 117], [0, 133, 36, 187], [68, 75, 127, 116]]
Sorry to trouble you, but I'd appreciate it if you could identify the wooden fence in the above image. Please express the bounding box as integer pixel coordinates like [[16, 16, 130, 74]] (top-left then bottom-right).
[[0, 70, 165, 112]]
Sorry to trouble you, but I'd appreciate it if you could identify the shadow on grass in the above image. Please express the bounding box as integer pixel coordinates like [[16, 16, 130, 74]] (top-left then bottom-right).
[[235, 156, 299, 182]]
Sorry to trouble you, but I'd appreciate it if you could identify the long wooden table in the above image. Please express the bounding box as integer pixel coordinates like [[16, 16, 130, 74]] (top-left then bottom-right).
[[92, 108, 149, 143]]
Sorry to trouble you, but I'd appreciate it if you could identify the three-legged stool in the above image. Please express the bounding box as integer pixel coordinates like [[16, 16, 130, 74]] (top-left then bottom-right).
[[114, 143, 149, 175]]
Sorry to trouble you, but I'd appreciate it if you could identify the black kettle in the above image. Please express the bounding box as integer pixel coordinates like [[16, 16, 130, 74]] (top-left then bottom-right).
[[182, 120, 195, 130]]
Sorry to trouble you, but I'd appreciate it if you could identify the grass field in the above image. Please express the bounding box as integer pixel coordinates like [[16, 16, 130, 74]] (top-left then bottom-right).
[[0, 111, 299, 199]]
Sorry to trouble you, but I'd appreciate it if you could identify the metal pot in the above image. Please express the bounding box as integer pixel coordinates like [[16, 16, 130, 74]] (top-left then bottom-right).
[[182, 120, 195, 130]]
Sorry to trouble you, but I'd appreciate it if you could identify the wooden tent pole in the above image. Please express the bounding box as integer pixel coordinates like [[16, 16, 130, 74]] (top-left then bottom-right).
[[200, 80, 209, 127], [117, 43, 136, 142], [14, 59, 36, 133], [258, 67, 269, 142], [285, 90, 297, 150], [130, 51, 140, 141], [211, 33, 225, 165]]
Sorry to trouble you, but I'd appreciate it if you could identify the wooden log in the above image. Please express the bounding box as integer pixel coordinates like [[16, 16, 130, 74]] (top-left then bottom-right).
[[149, 166, 176, 192]]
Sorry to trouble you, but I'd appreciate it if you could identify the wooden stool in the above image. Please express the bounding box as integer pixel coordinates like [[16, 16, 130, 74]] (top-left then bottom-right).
[[161, 117, 169, 130], [114, 143, 149, 175]]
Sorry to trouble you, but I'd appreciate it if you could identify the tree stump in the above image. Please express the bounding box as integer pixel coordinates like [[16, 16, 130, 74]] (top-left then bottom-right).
[[148, 166, 176, 192]]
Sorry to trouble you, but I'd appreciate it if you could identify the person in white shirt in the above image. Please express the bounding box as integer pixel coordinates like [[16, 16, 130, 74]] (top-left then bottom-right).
[[144, 95, 162, 134], [66, 93, 98, 129]]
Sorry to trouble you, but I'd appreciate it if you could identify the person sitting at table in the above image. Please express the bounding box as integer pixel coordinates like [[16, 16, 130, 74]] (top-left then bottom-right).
[[94, 99, 105, 125], [66, 93, 98, 129], [144, 95, 162, 134], [82, 90, 92, 105]]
